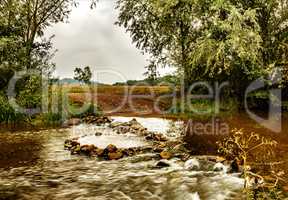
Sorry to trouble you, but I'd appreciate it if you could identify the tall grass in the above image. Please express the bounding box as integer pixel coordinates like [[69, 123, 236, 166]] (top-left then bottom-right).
[[39, 85, 103, 126]]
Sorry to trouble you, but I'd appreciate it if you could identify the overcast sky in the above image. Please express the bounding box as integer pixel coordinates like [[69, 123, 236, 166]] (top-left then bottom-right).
[[45, 0, 172, 84]]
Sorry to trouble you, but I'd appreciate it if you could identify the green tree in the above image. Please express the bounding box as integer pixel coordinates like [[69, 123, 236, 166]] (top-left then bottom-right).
[[144, 61, 159, 85], [116, 0, 288, 98], [1, 0, 98, 70], [0, 0, 98, 122], [74, 66, 92, 84], [1, 0, 68, 70], [116, 0, 198, 89]]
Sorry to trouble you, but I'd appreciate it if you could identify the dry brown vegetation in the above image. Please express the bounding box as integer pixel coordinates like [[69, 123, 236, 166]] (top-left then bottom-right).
[[59, 85, 173, 95], [55, 85, 174, 116]]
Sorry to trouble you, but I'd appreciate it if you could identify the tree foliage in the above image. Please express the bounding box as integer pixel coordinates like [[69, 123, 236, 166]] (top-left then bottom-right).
[[74, 66, 92, 84], [144, 61, 159, 85], [0, 0, 95, 119], [116, 0, 288, 95]]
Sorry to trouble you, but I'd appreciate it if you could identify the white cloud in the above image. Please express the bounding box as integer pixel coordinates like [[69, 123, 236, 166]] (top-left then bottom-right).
[[45, 0, 150, 84]]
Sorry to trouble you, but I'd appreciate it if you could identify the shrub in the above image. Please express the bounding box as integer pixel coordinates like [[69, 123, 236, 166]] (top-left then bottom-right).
[[247, 187, 287, 200], [41, 112, 63, 126], [0, 93, 26, 123], [217, 129, 286, 199], [16, 75, 42, 109]]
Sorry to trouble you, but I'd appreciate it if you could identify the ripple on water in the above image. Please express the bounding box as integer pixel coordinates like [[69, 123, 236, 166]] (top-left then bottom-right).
[[0, 117, 245, 200]]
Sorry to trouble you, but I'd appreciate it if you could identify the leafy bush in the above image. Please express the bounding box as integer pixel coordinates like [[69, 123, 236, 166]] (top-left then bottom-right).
[[0, 93, 26, 123], [16, 75, 42, 109]]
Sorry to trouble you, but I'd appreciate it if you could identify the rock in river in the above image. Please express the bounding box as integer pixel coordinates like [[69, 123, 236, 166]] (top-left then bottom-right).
[[110, 118, 148, 135], [155, 160, 171, 168], [184, 159, 200, 170], [95, 132, 103, 136], [160, 151, 173, 160], [80, 145, 96, 156], [71, 145, 81, 155], [213, 163, 227, 173], [229, 159, 240, 173], [83, 116, 112, 125], [105, 144, 118, 153], [108, 150, 124, 160]]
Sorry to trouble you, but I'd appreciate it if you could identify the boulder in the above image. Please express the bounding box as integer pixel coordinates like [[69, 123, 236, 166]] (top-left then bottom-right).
[[160, 151, 173, 160], [184, 159, 200, 170], [71, 145, 81, 155], [122, 148, 137, 157], [96, 116, 112, 124], [213, 163, 227, 173], [64, 139, 72, 149], [229, 159, 240, 173], [145, 134, 154, 141], [64, 138, 80, 150], [83, 116, 112, 125], [80, 145, 96, 156], [95, 148, 104, 156], [71, 140, 80, 147], [145, 133, 167, 142], [155, 160, 171, 168], [216, 157, 226, 163], [105, 144, 118, 153], [95, 132, 103, 136], [130, 121, 146, 131], [108, 150, 123, 160]]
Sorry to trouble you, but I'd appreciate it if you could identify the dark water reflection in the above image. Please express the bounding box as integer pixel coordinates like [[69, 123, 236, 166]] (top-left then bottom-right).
[[0, 129, 71, 169]]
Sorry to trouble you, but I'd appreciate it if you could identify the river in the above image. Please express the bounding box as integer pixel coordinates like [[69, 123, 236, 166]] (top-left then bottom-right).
[[0, 117, 253, 200]]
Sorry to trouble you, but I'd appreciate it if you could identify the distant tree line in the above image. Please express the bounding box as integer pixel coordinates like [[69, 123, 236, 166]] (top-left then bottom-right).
[[113, 75, 179, 86]]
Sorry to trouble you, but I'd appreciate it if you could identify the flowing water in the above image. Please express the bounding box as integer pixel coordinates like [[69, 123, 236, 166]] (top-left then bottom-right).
[[0, 117, 245, 200]]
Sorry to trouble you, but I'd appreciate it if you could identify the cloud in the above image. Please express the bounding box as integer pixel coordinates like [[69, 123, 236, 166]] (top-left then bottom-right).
[[45, 0, 149, 84]]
